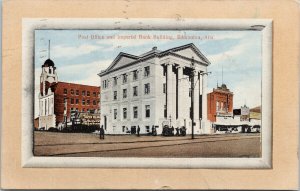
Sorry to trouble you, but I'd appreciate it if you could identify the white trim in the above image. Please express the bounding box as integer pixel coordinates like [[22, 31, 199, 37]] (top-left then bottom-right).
[[22, 18, 272, 168]]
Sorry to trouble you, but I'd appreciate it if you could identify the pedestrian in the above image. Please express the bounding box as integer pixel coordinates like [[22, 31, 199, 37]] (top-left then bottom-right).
[[151, 125, 155, 136], [137, 125, 140, 137], [175, 127, 179, 136], [171, 126, 174, 136], [99, 125, 105, 139]]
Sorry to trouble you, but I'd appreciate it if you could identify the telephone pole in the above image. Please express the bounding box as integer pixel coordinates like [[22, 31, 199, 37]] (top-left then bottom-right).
[[190, 58, 195, 139]]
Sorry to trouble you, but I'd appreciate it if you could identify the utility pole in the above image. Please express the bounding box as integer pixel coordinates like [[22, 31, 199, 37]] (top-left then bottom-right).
[[190, 57, 195, 139]]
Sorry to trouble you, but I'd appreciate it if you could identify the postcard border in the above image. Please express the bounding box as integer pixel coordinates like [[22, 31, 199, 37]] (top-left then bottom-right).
[[22, 18, 272, 168]]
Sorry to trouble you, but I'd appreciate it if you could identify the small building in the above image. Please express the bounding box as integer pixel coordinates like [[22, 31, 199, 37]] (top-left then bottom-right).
[[207, 83, 233, 122], [38, 58, 100, 130]]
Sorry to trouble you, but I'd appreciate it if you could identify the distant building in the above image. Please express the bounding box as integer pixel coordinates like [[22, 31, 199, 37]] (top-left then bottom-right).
[[207, 84, 233, 122], [38, 58, 100, 130], [98, 43, 212, 135]]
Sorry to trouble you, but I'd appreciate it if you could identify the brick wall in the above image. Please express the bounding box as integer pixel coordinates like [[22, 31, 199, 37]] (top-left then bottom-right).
[[207, 89, 233, 122], [53, 82, 100, 125]]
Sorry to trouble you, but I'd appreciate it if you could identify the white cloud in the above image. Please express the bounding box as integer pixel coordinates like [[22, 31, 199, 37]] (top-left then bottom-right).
[[52, 44, 105, 58], [213, 32, 247, 41], [96, 35, 173, 53], [232, 78, 261, 109], [207, 41, 249, 64]]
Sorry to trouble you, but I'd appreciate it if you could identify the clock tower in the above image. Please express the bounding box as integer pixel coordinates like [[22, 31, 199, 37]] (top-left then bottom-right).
[[40, 58, 58, 96], [40, 40, 58, 96]]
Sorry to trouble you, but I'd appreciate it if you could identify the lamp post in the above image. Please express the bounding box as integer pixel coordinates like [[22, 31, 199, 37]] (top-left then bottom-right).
[[169, 115, 172, 127]]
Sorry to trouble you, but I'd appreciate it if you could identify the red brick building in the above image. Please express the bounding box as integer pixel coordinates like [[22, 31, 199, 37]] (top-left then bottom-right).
[[50, 82, 100, 125], [38, 58, 100, 130], [207, 84, 233, 122]]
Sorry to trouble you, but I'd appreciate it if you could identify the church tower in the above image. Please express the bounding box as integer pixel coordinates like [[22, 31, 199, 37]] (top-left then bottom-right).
[[40, 40, 58, 96], [38, 40, 58, 130]]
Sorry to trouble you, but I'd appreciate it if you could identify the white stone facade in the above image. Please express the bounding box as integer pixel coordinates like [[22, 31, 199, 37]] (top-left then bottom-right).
[[99, 44, 212, 135]]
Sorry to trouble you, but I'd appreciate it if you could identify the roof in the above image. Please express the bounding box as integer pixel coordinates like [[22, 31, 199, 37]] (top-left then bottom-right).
[[250, 106, 261, 113], [42, 59, 55, 67], [48, 81, 100, 94], [98, 43, 211, 77]]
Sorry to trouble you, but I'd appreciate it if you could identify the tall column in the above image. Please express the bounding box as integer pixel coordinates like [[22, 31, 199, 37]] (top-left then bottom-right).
[[193, 71, 200, 128], [166, 64, 173, 123], [177, 66, 183, 121], [202, 73, 207, 121]]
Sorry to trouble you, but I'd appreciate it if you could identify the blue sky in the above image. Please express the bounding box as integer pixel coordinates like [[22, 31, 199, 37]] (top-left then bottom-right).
[[34, 30, 262, 117]]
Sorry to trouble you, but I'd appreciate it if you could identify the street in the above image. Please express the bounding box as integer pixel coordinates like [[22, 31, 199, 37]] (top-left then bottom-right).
[[34, 131, 261, 157]]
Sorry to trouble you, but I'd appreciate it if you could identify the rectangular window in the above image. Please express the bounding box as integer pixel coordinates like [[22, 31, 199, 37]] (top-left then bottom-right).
[[71, 98, 74, 104], [87, 91, 90, 96], [144, 83, 150, 94], [76, 90, 79, 96], [82, 108, 85, 112], [87, 100, 90, 105], [93, 92, 96, 97], [82, 90, 86, 96], [114, 109, 117, 120], [123, 108, 127, 119], [133, 106, 138, 118], [93, 100, 97, 105], [133, 86, 138, 96], [123, 89, 127, 98], [64, 89, 67, 94], [163, 83, 166, 93], [123, 74, 127, 83], [113, 77, 117, 86], [76, 99, 79, 104], [113, 91, 117, 100], [133, 70, 138, 80], [144, 66, 150, 77], [145, 105, 150, 118], [82, 99, 85, 105], [71, 89, 74, 95]]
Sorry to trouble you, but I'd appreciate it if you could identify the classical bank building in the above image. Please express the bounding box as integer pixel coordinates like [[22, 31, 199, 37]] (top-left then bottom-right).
[[98, 43, 212, 135]]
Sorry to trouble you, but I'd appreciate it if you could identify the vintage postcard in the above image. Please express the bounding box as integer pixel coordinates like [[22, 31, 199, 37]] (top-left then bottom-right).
[[21, 19, 272, 168], [2, 0, 299, 190]]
